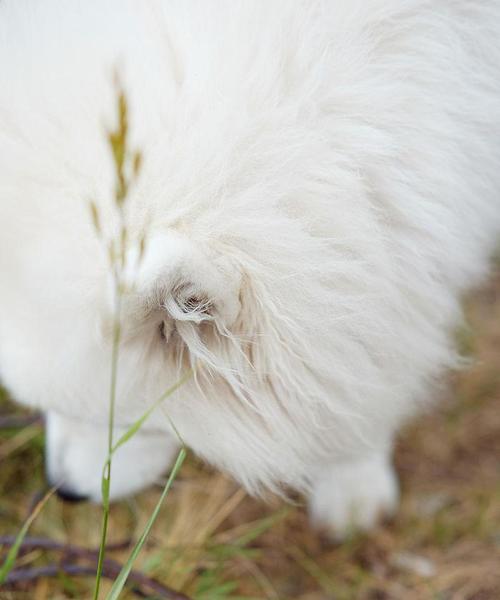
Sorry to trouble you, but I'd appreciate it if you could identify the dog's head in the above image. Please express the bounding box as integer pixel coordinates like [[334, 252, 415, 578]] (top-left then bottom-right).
[[0, 195, 355, 502], [0, 93, 400, 503]]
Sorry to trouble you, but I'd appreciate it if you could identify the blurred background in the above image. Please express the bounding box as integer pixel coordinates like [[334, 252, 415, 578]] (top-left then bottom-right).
[[0, 262, 499, 600]]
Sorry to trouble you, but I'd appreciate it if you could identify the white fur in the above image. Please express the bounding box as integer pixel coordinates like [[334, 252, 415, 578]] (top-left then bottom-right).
[[309, 452, 399, 539], [0, 1, 499, 536], [45, 412, 178, 501]]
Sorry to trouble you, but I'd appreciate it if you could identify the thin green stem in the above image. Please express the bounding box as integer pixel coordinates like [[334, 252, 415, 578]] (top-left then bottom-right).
[[109, 369, 193, 457], [93, 275, 122, 600], [108, 279, 123, 454]]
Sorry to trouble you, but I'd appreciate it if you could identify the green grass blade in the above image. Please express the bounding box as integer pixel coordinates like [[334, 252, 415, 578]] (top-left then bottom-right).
[[94, 369, 192, 599], [0, 488, 55, 584], [105, 447, 187, 600], [111, 369, 193, 455], [93, 295, 122, 600]]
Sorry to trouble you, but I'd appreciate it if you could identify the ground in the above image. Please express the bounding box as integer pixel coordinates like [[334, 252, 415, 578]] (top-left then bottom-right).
[[0, 265, 499, 600]]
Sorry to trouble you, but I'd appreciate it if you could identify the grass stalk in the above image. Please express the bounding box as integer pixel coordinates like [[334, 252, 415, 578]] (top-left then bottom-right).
[[93, 283, 123, 600], [92, 74, 190, 599], [105, 448, 187, 600], [93, 368, 192, 598], [0, 488, 56, 584]]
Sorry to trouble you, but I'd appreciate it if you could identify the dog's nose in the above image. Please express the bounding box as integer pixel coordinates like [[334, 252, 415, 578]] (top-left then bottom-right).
[[56, 487, 89, 503]]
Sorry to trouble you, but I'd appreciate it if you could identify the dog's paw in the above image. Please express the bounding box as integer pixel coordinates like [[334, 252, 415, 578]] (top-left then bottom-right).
[[308, 453, 399, 541]]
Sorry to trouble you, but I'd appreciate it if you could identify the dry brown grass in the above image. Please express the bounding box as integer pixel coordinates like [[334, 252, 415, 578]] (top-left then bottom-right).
[[1, 266, 499, 600]]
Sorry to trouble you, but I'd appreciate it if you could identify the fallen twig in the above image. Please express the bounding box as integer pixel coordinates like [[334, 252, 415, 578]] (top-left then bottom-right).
[[3, 563, 190, 599], [0, 535, 130, 557], [0, 536, 191, 599], [0, 414, 42, 430]]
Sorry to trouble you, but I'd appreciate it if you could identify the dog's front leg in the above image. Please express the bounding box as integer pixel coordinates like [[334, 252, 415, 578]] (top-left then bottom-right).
[[308, 450, 399, 540]]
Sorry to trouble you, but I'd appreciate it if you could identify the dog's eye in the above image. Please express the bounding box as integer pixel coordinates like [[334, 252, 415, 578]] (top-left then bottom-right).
[[157, 294, 213, 344], [182, 296, 211, 315]]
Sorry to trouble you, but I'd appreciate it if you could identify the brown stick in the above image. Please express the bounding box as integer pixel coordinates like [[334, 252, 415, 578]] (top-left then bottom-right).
[[3, 563, 191, 599], [0, 537, 192, 600], [0, 413, 42, 430], [0, 535, 130, 557]]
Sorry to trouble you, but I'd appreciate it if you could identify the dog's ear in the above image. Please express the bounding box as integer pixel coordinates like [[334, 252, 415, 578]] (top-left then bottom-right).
[[122, 231, 242, 360]]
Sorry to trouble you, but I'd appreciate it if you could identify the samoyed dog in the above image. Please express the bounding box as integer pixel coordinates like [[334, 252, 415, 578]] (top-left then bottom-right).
[[0, 1, 499, 538]]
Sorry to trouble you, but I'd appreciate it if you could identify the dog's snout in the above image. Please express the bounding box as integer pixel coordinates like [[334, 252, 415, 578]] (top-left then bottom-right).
[[56, 487, 89, 504]]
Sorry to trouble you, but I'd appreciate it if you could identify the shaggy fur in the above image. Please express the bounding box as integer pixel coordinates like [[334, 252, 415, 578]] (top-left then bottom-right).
[[0, 1, 499, 535]]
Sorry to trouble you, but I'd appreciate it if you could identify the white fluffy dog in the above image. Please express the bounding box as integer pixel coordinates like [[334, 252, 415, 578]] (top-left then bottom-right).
[[0, 1, 499, 538]]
